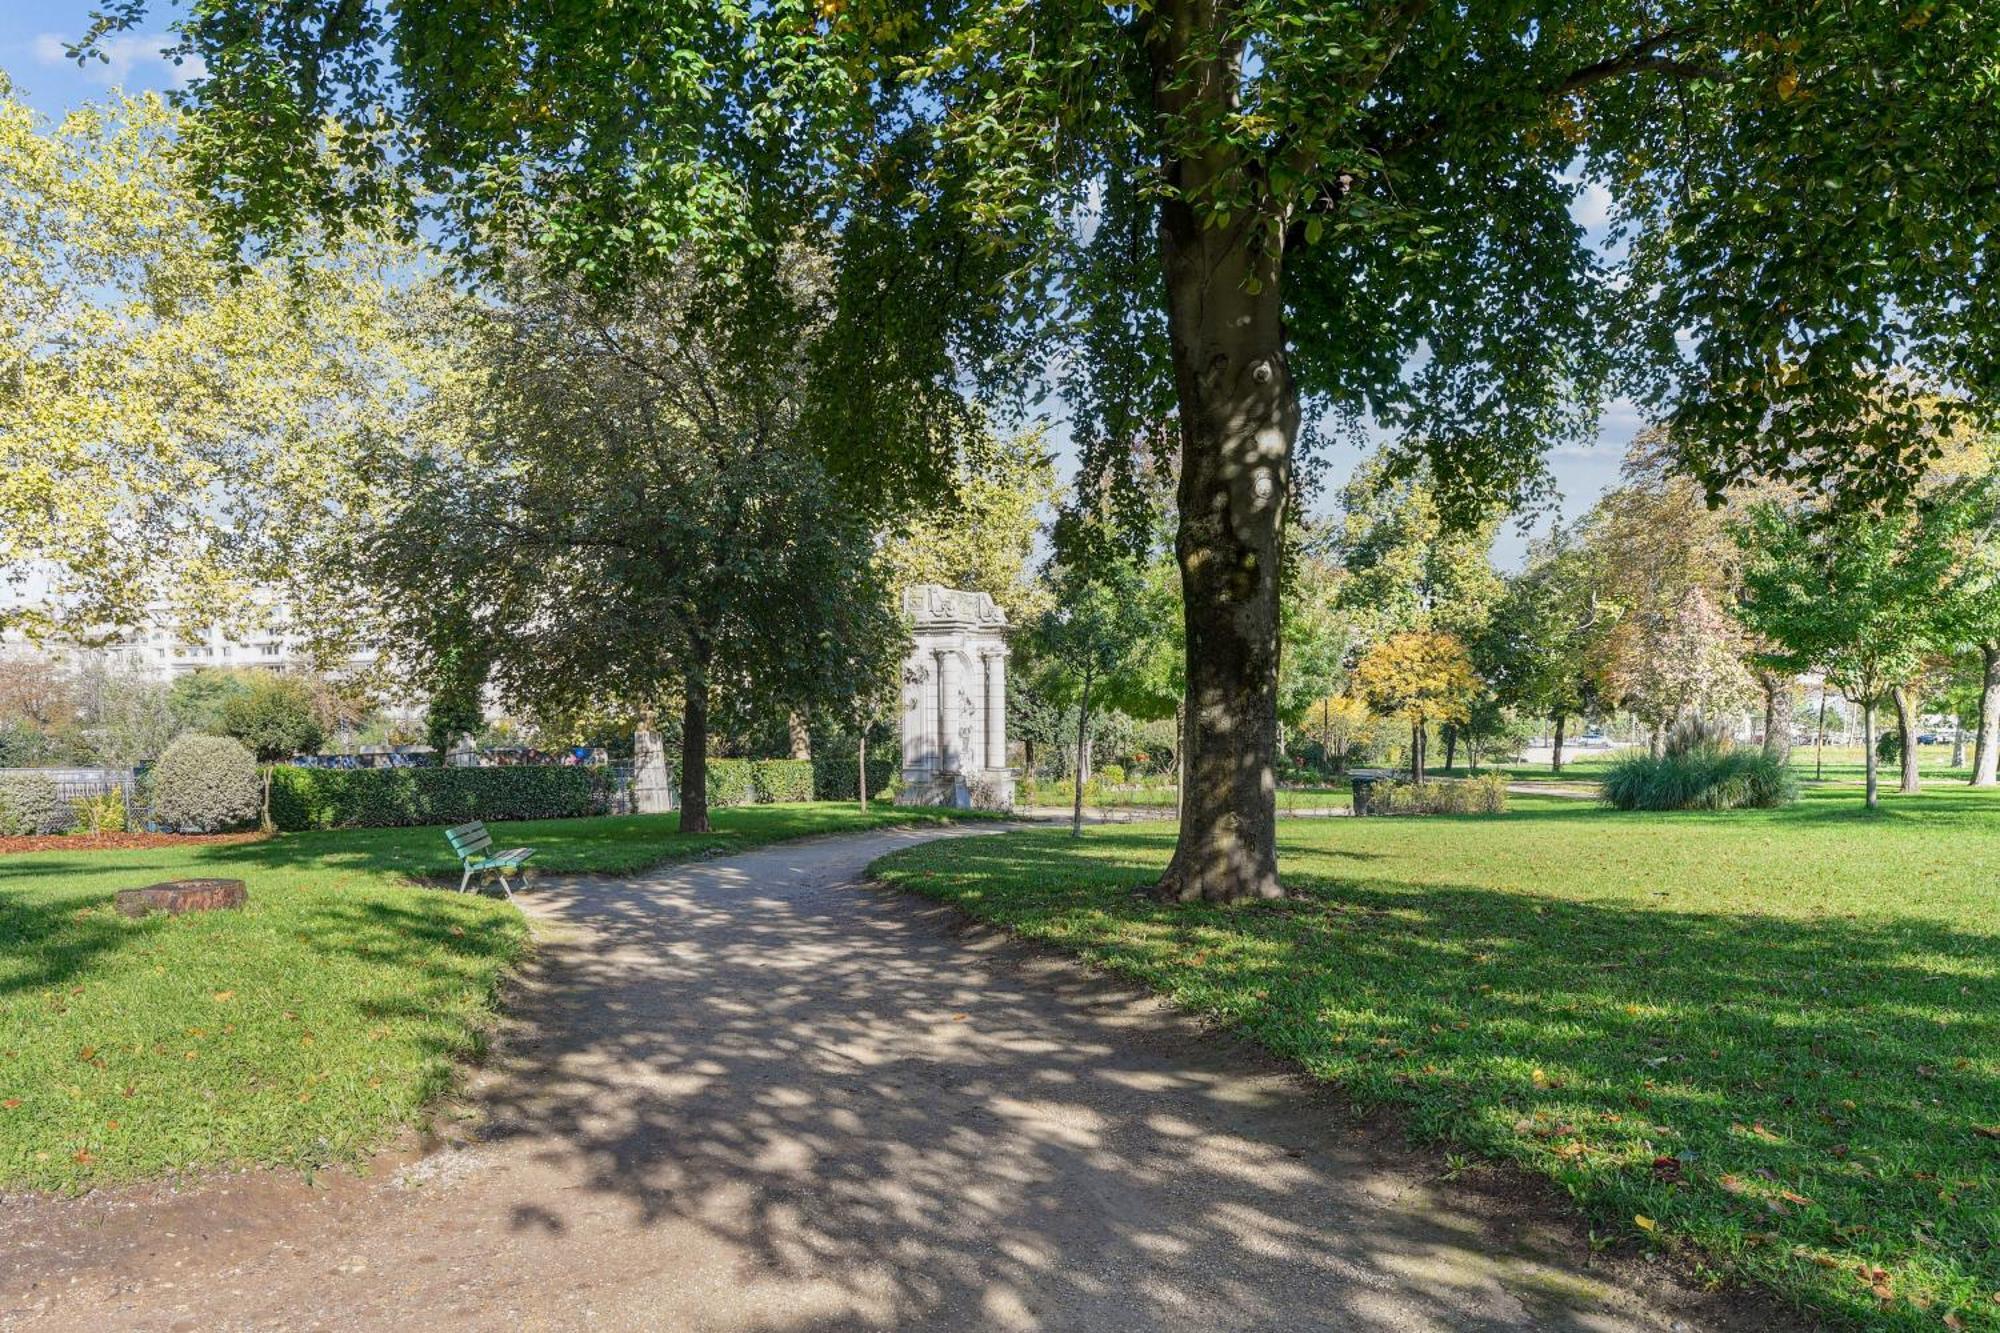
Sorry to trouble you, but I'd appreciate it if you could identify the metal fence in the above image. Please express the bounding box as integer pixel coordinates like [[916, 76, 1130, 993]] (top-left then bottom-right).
[[0, 768, 146, 835]]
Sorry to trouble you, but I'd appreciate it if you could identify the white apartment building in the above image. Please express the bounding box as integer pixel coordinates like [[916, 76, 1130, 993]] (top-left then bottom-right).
[[2, 599, 376, 683]]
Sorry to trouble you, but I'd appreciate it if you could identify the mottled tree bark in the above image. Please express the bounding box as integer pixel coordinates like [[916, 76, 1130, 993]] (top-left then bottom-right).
[[1759, 671, 1793, 765], [679, 661, 711, 834], [1550, 714, 1566, 774], [788, 711, 812, 761], [1891, 684, 1920, 794], [1150, 119, 1293, 903], [1975, 645, 2000, 787]]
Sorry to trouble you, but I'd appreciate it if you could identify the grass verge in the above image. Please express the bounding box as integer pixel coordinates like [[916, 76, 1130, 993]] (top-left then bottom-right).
[[872, 787, 2000, 1331], [1, 802, 978, 1192]]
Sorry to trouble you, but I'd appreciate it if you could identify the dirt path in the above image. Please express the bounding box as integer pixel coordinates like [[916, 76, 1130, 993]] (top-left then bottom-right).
[[2, 825, 1779, 1332]]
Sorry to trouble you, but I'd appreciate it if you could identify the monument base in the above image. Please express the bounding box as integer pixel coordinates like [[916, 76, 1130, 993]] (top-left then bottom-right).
[[895, 768, 1016, 811]]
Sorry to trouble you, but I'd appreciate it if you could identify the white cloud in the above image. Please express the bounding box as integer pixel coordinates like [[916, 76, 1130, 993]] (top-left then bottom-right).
[[1569, 181, 1614, 232], [33, 31, 205, 89]]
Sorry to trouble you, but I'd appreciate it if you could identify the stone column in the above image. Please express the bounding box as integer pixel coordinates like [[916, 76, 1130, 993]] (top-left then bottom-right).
[[934, 649, 956, 773], [983, 652, 1007, 771]]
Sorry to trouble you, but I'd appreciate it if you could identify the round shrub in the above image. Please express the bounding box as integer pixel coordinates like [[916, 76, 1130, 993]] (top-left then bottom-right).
[[1601, 750, 1798, 812], [149, 734, 262, 833], [0, 772, 61, 835]]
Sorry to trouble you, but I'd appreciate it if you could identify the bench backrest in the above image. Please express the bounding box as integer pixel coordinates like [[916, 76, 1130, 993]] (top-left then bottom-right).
[[445, 821, 493, 858]]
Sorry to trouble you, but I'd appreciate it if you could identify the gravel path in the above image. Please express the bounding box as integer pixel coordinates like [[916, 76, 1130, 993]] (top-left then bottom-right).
[[1, 824, 1778, 1332]]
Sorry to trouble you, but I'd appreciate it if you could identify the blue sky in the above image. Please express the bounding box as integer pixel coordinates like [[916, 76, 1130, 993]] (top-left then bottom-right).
[[2, 1, 1641, 566]]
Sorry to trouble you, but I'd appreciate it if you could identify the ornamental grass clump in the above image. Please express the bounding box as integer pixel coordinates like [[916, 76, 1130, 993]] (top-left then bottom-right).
[[1601, 749, 1797, 811]]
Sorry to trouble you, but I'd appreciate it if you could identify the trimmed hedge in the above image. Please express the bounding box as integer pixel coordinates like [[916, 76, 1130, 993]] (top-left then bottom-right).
[[751, 759, 815, 803], [810, 751, 899, 803], [269, 765, 607, 831], [1601, 750, 1797, 811], [701, 758, 756, 807], [695, 758, 821, 807]]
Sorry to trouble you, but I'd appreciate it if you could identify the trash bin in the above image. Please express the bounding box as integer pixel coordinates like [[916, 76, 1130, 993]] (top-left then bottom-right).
[[1350, 768, 1386, 816]]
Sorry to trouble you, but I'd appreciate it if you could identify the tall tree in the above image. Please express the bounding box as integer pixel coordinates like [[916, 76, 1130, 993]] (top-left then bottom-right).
[[1927, 472, 2000, 786], [359, 256, 900, 833], [1349, 631, 1479, 782], [218, 673, 326, 828], [1333, 455, 1503, 647], [0, 82, 443, 647], [1579, 445, 1760, 752], [139, 0, 2000, 901], [1479, 535, 1613, 774], [1026, 559, 1157, 838], [1736, 500, 1966, 809]]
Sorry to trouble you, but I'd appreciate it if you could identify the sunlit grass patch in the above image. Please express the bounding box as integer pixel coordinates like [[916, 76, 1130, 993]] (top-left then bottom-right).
[[1, 802, 979, 1192], [873, 787, 2000, 1330]]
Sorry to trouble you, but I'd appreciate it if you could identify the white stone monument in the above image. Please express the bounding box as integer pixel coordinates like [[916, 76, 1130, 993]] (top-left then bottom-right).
[[631, 725, 677, 814], [895, 585, 1014, 809]]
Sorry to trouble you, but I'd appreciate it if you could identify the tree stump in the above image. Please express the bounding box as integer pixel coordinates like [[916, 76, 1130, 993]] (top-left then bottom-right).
[[114, 878, 248, 918]]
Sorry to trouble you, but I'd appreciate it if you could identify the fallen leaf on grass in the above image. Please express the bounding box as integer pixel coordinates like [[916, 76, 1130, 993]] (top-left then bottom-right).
[[212, 990, 235, 1003], [1973, 1125, 2000, 1140], [1634, 1215, 1656, 1232]]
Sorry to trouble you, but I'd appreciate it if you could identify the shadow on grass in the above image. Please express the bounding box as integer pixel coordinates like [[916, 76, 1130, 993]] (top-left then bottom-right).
[[874, 828, 2000, 1325]]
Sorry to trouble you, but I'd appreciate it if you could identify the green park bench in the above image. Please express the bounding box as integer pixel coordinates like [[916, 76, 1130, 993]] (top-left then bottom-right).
[[444, 821, 535, 898]]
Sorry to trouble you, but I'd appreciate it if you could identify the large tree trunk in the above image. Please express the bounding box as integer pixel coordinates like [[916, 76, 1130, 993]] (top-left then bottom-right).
[[1149, 108, 1293, 904], [1862, 701, 1879, 810], [1443, 723, 1458, 774], [679, 664, 711, 834], [1974, 644, 2000, 786], [1951, 726, 1966, 770], [788, 711, 812, 761], [1760, 671, 1793, 766], [1892, 684, 1920, 794], [1550, 714, 1566, 774]]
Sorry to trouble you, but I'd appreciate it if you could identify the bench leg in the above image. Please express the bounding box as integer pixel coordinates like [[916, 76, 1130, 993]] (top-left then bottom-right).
[[459, 865, 474, 894], [494, 872, 516, 900]]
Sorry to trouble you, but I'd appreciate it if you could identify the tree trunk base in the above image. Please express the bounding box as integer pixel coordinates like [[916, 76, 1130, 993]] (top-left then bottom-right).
[[1148, 852, 1284, 904]]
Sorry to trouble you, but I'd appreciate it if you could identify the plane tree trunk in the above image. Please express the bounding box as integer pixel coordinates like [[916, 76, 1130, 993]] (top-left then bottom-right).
[[1892, 684, 1921, 794], [1148, 39, 1294, 903], [1974, 644, 2000, 786], [679, 656, 711, 834]]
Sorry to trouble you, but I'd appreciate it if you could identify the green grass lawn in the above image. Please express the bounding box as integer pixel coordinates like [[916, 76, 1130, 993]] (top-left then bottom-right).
[[0, 802, 976, 1193], [873, 787, 2000, 1331], [1439, 742, 1974, 790]]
